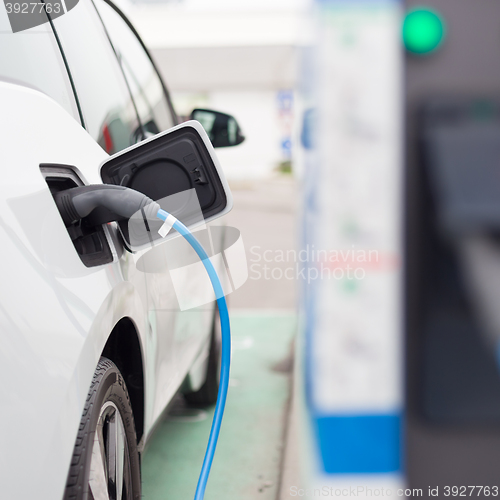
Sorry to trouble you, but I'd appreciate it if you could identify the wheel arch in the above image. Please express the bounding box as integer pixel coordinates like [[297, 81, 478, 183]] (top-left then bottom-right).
[[101, 317, 145, 442]]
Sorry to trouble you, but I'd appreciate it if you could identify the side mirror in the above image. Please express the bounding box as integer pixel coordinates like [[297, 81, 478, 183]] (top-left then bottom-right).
[[190, 108, 245, 148], [100, 121, 232, 251]]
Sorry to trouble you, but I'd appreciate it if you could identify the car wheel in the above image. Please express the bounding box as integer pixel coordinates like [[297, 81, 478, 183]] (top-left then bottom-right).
[[64, 357, 141, 500], [184, 306, 222, 406]]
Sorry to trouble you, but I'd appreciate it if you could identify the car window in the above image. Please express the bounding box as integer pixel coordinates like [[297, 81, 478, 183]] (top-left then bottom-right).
[[94, 0, 175, 136], [51, 0, 141, 154], [0, 6, 79, 120]]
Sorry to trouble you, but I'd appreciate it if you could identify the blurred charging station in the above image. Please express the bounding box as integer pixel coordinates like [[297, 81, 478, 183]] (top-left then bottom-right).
[[299, 0, 403, 495], [298, 0, 500, 496]]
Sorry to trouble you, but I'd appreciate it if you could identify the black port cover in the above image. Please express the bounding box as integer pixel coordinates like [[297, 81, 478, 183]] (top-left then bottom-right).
[[100, 123, 228, 248]]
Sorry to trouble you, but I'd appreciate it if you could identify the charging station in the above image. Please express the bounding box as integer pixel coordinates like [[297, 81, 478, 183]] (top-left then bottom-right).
[[299, 0, 403, 494]]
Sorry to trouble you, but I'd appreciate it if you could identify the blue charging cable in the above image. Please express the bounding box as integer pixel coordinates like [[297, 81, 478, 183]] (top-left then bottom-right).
[[156, 208, 231, 500]]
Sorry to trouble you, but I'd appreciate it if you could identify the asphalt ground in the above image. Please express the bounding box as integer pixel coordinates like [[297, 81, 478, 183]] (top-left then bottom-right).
[[142, 176, 299, 499]]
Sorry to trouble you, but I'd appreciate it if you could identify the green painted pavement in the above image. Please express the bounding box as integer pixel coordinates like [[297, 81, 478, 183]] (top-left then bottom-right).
[[142, 312, 297, 500]]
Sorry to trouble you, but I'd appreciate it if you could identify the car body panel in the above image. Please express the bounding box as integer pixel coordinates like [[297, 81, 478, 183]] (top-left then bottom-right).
[[0, 80, 214, 499]]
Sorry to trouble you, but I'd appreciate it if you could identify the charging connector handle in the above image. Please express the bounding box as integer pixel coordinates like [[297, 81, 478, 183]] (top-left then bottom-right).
[[54, 185, 160, 226]]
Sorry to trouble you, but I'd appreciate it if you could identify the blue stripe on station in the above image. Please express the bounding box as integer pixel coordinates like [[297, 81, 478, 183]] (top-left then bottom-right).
[[313, 414, 402, 474]]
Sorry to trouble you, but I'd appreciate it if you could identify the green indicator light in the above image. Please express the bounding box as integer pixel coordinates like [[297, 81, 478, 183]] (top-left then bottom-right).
[[403, 8, 445, 54]]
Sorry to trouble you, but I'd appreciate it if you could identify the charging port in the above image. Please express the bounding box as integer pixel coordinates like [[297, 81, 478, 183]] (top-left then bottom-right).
[[40, 164, 116, 268]]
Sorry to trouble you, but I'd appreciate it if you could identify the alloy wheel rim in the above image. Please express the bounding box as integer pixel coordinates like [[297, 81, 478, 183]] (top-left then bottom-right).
[[89, 401, 132, 500]]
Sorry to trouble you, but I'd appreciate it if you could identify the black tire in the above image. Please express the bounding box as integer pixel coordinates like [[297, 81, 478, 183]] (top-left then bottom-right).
[[184, 306, 221, 406], [64, 357, 141, 500]]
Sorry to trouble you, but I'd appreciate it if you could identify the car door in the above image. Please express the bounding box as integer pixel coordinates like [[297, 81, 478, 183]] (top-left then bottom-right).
[[92, 0, 216, 420], [45, 0, 173, 431], [51, 0, 215, 426]]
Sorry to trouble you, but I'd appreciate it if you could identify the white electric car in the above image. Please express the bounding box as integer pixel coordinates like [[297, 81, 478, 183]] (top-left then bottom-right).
[[0, 1, 244, 499]]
